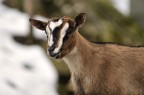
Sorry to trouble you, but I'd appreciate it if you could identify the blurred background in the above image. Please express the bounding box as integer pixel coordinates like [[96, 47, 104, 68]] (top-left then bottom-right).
[[0, 0, 144, 95]]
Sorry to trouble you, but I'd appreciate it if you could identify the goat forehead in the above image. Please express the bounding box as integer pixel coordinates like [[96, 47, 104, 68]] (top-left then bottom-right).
[[49, 19, 63, 31], [46, 19, 70, 34]]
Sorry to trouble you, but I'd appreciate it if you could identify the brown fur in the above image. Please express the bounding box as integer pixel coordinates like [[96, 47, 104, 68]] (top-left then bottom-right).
[[29, 13, 144, 95], [63, 32, 144, 95]]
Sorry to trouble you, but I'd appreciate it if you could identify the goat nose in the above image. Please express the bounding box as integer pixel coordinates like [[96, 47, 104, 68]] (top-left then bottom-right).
[[48, 46, 55, 52]]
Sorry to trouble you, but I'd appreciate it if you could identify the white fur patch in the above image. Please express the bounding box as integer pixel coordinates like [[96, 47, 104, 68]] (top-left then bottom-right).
[[46, 25, 50, 37], [46, 26, 51, 41], [49, 35, 54, 46], [46, 25, 54, 47], [49, 19, 63, 31], [53, 23, 69, 54]]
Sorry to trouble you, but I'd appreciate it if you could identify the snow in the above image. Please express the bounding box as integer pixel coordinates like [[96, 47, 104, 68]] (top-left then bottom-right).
[[0, 2, 48, 40], [111, 0, 130, 16], [0, 0, 58, 95]]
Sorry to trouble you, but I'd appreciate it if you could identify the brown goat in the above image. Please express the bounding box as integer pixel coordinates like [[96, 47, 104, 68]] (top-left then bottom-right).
[[29, 13, 144, 95]]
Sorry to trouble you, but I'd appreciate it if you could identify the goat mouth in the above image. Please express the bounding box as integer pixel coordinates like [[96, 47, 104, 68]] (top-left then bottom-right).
[[49, 51, 61, 59], [54, 52, 61, 59]]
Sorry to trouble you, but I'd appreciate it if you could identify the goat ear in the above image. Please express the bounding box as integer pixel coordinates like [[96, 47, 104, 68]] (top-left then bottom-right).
[[74, 13, 86, 28], [29, 19, 47, 30]]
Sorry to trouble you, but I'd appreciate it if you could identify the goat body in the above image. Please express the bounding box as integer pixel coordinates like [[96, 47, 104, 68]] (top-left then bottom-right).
[[63, 32, 144, 95], [29, 13, 144, 95]]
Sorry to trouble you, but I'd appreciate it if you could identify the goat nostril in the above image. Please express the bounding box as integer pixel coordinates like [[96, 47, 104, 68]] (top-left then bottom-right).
[[48, 46, 55, 52]]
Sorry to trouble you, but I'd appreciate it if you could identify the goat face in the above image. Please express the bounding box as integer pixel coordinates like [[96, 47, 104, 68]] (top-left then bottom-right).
[[29, 13, 86, 59]]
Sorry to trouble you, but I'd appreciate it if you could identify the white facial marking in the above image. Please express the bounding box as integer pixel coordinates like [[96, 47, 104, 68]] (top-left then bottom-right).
[[49, 35, 54, 46], [53, 23, 69, 54], [49, 19, 63, 31], [46, 25, 53, 46], [46, 26, 51, 40]]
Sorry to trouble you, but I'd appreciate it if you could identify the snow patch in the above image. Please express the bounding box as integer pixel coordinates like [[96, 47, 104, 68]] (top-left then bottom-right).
[[0, 1, 58, 95]]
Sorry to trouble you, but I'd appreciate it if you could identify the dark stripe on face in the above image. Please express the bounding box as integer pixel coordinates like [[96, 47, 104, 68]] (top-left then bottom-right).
[[53, 23, 69, 53], [46, 19, 63, 47]]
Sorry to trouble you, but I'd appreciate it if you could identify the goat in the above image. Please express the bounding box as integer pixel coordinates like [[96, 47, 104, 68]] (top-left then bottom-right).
[[29, 13, 144, 95]]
